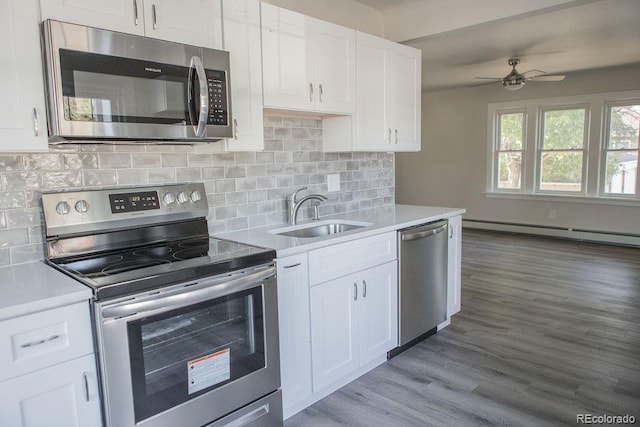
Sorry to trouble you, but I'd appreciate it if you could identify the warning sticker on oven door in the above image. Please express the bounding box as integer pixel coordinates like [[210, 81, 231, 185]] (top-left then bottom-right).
[[187, 348, 231, 394]]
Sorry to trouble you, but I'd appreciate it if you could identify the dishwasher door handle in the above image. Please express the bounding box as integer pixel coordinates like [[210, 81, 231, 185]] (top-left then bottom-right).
[[401, 222, 448, 241]]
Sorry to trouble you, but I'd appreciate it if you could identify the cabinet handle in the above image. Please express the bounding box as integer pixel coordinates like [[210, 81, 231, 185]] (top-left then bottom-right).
[[353, 282, 358, 301], [309, 83, 314, 102], [233, 118, 238, 140], [395, 129, 398, 144], [20, 334, 61, 348], [282, 262, 301, 269], [152, 4, 158, 30], [32, 108, 39, 137], [319, 84, 323, 102], [83, 372, 90, 402], [449, 226, 454, 238], [362, 280, 367, 298], [387, 128, 391, 144], [133, 0, 139, 26]]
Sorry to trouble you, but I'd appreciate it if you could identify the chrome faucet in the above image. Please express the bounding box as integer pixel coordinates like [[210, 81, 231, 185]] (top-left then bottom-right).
[[288, 187, 328, 225]]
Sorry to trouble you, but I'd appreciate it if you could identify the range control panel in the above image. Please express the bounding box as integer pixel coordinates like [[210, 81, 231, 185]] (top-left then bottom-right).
[[42, 183, 208, 237]]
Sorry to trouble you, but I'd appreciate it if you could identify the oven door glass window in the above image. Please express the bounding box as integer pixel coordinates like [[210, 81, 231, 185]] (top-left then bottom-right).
[[127, 286, 265, 422]]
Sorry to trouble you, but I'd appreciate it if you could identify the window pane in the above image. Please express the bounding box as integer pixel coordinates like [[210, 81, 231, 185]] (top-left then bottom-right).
[[609, 105, 640, 149], [498, 152, 522, 189], [543, 109, 586, 149], [604, 151, 638, 194], [499, 113, 524, 150], [540, 151, 583, 192]]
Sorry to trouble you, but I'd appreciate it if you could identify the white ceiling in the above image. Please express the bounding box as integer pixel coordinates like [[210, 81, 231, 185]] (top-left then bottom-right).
[[352, 0, 640, 91]]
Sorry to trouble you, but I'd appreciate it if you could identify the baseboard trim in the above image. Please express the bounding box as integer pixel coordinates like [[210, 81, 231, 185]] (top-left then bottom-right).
[[463, 219, 640, 247]]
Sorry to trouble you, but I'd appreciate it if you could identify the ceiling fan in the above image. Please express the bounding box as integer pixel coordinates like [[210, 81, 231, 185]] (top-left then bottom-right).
[[474, 58, 566, 90]]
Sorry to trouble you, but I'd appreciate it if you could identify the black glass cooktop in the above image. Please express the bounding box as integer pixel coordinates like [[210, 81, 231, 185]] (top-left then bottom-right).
[[50, 237, 275, 300]]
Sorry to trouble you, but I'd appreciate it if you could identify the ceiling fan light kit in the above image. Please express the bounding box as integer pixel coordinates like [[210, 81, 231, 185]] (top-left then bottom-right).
[[474, 57, 565, 90]]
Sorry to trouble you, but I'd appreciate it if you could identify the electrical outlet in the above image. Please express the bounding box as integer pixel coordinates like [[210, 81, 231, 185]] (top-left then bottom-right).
[[327, 174, 340, 192], [548, 209, 556, 219]]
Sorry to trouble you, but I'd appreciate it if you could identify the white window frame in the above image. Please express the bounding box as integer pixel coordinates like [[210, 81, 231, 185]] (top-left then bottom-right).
[[492, 108, 527, 193], [600, 100, 640, 201], [486, 90, 640, 205], [536, 104, 590, 196]]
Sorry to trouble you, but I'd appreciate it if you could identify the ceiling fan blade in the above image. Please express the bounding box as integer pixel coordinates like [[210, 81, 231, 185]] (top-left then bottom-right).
[[529, 75, 566, 82], [469, 80, 501, 88], [521, 69, 546, 78], [474, 77, 503, 81]]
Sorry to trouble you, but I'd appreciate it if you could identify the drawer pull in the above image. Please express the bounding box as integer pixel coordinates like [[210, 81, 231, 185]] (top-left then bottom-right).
[[283, 262, 301, 269], [20, 334, 61, 348]]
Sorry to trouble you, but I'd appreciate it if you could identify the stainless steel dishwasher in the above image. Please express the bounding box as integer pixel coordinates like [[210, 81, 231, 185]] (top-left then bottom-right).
[[389, 219, 448, 358]]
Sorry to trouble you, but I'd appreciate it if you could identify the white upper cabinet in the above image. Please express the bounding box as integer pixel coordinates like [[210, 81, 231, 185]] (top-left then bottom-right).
[[40, 0, 145, 35], [0, 0, 48, 152], [222, 0, 264, 151], [355, 32, 421, 152], [41, 0, 223, 48], [261, 3, 356, 114], [142, 0, 222, 49]]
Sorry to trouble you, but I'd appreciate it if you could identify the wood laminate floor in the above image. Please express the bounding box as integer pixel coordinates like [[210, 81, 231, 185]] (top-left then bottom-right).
[[286, 229, 640, 426]]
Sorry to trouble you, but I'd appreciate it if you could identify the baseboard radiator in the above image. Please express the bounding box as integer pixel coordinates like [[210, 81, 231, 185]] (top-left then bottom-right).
[[463, 219, 640, 248]]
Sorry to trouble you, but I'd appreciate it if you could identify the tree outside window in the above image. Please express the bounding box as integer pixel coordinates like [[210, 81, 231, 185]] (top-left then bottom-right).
[[539, 108, 587, 193], [496, 112, 524, 190], [604, 104, 639, 195]]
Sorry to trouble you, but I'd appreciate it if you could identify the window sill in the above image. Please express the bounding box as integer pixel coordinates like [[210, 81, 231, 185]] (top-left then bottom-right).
[[485, 191, 640, 206]]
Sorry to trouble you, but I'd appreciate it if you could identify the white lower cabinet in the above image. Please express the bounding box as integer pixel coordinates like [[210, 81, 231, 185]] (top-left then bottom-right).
[[310, 261, 397, 391], [0, 301, 101, 427], [447, 215, 462, 317], [276, 253, 312, 417], [0, 354, 102, 427]]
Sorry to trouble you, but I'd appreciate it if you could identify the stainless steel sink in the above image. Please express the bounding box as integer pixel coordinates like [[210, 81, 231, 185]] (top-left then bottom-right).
[[269, 220, 372, 238]]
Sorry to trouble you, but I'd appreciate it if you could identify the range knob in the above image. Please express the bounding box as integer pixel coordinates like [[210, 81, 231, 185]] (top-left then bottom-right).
[[190, 190, 202, 202], [176, 191, 188, 204], [75, 200, 89, 213], [163, 192, 176, 205], [55, 201, 70, 215]]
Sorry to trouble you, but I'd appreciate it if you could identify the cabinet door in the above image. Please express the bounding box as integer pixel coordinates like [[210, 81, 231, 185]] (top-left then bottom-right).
[[308, 18, 356, 114], [261, 3, 313, 111], [276, 254, 312, 416], [143, 0, 223, 48], [40, 0, 144, 34], [0, 0, 48, 152], [0, 354, 102, 427], [355, 32, 392, 151], [447, 215, 462, 316], [310, 274, 359, 391], [222, 0, 264, 151], [358, 261, 398, 366], [390, 43, 422, 152]]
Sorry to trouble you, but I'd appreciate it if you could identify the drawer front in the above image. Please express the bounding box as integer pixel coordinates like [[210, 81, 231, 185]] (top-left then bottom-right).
[[0, 302, 94, 382], [308, 232, 397, 286]]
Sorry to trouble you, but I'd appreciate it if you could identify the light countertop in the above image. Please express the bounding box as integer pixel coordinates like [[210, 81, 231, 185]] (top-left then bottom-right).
[[0, 262, 92, 321], [215, 204, 466, 257]]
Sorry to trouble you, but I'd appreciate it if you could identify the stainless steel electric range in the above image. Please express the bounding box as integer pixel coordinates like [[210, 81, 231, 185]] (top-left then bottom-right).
[[41, 183, 283, 427]]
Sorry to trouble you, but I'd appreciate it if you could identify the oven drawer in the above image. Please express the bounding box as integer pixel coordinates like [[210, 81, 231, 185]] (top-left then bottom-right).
[[0, 301, 94, 382], [206, 390, 283, 427]]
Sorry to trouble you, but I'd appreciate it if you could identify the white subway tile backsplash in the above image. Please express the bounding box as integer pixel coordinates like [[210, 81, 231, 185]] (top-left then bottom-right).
[[0, 114, 393, 265]]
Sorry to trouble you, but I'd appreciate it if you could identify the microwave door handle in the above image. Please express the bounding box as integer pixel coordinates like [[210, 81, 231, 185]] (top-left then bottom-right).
[[188, 56, 209, 137]]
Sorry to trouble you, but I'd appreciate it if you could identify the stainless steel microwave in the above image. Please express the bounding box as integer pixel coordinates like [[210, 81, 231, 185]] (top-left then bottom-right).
[[42, 20, 233, 143]]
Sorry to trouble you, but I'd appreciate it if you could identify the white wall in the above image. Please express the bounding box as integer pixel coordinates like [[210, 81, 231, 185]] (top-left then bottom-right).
[[396, 63, 640, 237], [261, 0, 384, 36]]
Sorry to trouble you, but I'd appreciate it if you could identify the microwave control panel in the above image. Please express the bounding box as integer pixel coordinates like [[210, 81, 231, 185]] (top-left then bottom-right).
[[206, 70, 228, 126]]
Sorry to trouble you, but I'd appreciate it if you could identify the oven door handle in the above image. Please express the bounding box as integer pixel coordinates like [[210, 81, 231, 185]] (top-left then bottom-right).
[[102, 266, 275, 319]]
